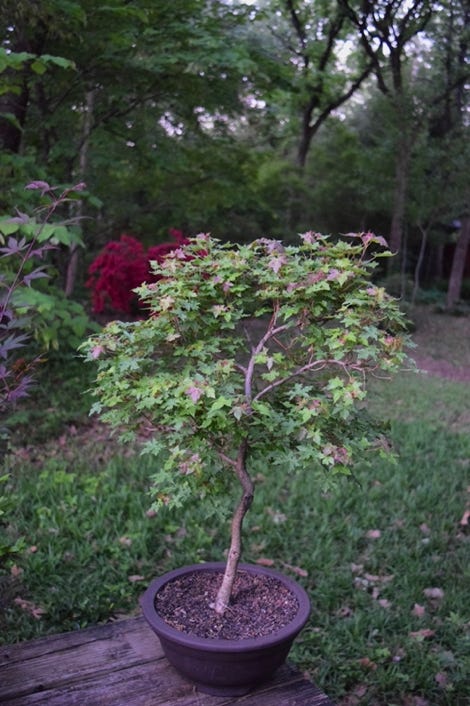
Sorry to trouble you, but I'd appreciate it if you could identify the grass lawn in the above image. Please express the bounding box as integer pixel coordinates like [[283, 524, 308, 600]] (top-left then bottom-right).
[[1, 307, 469, 706]]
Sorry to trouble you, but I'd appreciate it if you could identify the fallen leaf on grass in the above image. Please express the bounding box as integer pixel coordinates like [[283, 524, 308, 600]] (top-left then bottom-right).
[[409, 628, 435, 640], [350, 563, 364, 574], [281, 562, 308, 577], [10, 565, 23, 577], [14, 597, 46, 619], [377, 598, 392, 609], [364, 573, 394, 584], [339, 683, 368, 706], [336, 605, 354, 618], [423, 587, 444, 599], [128, 575, 145, 582], [419, 523, 431, 535], [365, 529, 381, 539], [266, 507, 287, 524], [255, 557, 275, 567], [358, 657, 378, 670], [435, 672, 448, 687], [392, 648, 406, 663], [412, 603, 426, 617], [460, 509, 470, 526]]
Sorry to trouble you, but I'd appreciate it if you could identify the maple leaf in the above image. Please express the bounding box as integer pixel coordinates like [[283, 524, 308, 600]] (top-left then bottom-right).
[[435, 672, 448, 687], [255, 557, 275, 567], [14, 597, 46, 619], [409, 628, 435, 640], [423, 587, 444, 600], [186, 386, 203, 403], [412, 603, 426, 617], [460, 509, 470, 526], [358, 657, 378, 670], [365, 529, 381, 539], [378, 598, 392, 609], [281, 562, 308, 578]]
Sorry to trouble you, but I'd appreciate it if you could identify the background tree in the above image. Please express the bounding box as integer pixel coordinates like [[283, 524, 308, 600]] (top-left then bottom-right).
[[339, 0, 434, 266]]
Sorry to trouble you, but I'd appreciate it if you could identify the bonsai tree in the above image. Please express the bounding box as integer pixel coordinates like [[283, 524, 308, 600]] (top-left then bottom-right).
[[82, 232, 409, 616]]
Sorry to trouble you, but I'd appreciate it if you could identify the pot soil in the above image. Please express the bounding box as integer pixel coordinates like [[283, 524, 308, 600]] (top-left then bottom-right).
[[140, 562, 311, 696]]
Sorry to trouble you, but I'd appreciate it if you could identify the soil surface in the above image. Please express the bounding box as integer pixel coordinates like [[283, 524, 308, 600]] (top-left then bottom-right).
[[155, 570, 299, 640]]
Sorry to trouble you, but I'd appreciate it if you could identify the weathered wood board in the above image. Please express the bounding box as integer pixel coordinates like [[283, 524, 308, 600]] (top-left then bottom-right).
[[0, 616, 335, 705]]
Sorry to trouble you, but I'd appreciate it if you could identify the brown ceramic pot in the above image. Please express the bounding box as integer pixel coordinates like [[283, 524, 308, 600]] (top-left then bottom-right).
[[140, 562, 311, 696]]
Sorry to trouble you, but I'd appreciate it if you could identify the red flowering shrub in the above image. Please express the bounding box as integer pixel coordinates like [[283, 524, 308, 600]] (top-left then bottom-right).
[[87, 230, 188, 315]]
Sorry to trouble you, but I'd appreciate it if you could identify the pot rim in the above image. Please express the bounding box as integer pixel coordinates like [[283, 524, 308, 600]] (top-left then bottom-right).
[[140, 561, 311, 653]]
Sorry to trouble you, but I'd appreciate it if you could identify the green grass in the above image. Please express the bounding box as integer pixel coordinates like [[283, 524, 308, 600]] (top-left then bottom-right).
[[1, 314, 469, 705]]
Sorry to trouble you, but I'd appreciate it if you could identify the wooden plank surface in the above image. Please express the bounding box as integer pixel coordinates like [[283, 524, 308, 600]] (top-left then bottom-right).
[[0, 616, 335, 705]]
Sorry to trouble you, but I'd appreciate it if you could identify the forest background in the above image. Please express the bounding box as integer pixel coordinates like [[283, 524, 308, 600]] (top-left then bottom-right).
[[1, 0, 469, 320]]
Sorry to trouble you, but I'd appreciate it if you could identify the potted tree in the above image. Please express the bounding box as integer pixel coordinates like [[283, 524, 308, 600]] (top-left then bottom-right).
[[82, 232, 409, 695]]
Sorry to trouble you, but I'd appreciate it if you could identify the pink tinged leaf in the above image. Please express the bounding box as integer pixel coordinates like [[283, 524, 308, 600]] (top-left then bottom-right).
[[91, 345, 104, 359], [299, 231, 318, 244], [423, 587, 444, 600], [375, 235, 389, 248], [268, 255, 287, 273], [256, 557, 275, 567], [327, 268, 341, 281], [366, 529, 382, 539], [25, 180, 50, 191], [281, 562, 308, 578], [419, 523, 431, 535], [14, 597, 46, 619], [378, 599, 392, 609], [412, 603, 426, 617], [409, 628, 435, 640], [186, 386, 203, 403], [435, 672, 448, 687], [460, 509, 470, 526]]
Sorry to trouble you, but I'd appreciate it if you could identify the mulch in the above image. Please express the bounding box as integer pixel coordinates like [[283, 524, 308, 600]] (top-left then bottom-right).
[[155, 569, 299, 640]]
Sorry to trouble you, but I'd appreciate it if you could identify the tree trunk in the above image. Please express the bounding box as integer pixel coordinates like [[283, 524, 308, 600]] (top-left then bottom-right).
[[411, 224, 428, 306], [446, 216, 470, 309], [214, 439, 253, 615], [389, 136, 411, 268], [64, 90, 94, 297]]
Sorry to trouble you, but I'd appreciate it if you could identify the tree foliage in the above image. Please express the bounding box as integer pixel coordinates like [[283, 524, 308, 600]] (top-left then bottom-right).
[[82, 232, 409, 612]]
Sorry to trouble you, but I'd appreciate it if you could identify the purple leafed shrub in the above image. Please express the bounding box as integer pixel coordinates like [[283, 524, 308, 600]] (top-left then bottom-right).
[[0, 182, 82, 413]]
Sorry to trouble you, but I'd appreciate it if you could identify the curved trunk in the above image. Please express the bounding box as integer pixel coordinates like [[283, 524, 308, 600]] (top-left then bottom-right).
[[214, 439, 253, 615]]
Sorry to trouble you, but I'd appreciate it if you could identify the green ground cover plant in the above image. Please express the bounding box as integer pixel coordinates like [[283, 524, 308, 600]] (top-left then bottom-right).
[[0, 309, 469, 706]]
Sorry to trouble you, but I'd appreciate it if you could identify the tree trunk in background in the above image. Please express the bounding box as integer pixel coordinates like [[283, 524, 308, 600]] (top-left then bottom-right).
[[64, 90, 94, 297], [388, 135, 412, 271], [446, 216, 470, 308]]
